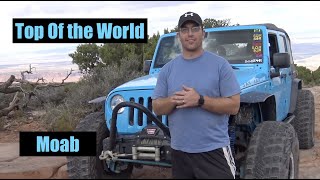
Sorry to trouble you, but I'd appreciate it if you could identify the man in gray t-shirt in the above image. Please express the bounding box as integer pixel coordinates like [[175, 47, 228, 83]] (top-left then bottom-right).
[[152, 12, 241, 179]]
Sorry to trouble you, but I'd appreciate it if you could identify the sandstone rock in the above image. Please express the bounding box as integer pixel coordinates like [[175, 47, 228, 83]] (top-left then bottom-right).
[[50, 164, 68, 179], [299, 165, 320, 179], [0, 143, 19, 162], [0, 151, 67, 179]]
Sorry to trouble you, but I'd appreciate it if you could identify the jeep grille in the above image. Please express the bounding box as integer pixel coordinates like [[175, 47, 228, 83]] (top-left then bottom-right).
[[128, 97, 168, 127]]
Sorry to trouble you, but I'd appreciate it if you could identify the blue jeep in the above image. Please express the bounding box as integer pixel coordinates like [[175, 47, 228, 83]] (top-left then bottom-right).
[[67, 23, 315, 179]]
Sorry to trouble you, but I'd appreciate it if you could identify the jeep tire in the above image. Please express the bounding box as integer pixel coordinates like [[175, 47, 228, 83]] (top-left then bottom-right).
[[292, 89, 315, 149], [244, 121, 299, 179], [66, 112, 133, 179]]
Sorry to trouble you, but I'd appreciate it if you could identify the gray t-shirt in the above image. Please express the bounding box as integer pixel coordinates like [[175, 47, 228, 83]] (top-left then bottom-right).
[[152, 51, 241, 153]]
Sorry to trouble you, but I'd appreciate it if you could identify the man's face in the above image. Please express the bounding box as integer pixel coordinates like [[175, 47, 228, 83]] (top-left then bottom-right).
[[178, 21, 204, 52]]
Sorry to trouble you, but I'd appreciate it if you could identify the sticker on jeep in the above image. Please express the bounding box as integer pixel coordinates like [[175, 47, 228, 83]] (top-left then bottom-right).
[[240, 76, 267, 89], [245, 59, 262, 63], [253, 34, 262, 41], [253, 45, 262, 53], [252, 29, 263, 58]]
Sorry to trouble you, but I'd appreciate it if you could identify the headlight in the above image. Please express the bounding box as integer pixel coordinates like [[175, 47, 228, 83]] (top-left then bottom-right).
[[110, 95, 125, 113]]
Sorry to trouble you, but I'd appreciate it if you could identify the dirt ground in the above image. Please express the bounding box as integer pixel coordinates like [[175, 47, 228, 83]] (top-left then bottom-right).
[[0, 86, 319, 179]]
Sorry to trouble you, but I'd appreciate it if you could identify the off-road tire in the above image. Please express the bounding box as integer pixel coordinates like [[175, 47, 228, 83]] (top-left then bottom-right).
[[292, 89, 315, 149], [66, 112, 133, 179], [244, 121, 299, 179]]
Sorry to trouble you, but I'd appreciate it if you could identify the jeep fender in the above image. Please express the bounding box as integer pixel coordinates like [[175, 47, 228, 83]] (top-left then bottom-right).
[[289, 78, 302, 114], [240, 91, 276, 121]]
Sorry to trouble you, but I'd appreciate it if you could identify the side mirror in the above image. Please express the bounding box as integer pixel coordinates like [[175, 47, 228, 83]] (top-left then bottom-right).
[[270, 53, 291, 78], [143, 60, 152, 73], [273, 53, 290, 68]]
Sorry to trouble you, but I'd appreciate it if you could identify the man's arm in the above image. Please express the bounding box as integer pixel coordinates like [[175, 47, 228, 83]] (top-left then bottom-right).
[[152, 97, 175, 116], [202, 94, 240, 115], [151, 62, 177, 116], [174, 85, 240, 115], [201, 60, 240, 115], [152, 95, 184, 115]]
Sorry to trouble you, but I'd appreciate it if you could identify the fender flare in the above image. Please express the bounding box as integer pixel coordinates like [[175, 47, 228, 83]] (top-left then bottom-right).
[[240, 91, 273, 103], [289, 78, 302, 114], [240, 91, 276, 121]]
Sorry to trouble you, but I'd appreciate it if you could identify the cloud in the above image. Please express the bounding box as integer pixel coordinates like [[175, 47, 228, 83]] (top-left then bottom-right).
[[0, 45, 78, 65]]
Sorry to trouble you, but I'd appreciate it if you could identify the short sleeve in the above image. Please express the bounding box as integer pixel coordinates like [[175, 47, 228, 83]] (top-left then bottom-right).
[[219, 61, 241, 97], [151, 66, 169, 99]]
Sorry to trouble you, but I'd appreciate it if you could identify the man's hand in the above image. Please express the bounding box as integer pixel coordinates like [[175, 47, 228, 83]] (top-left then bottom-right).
[[173, 85, 200, 109], [152, 85, 198, 115], [171, 85, 240, 115]]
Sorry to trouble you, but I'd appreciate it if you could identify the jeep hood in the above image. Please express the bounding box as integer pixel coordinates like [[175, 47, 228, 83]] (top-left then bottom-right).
[[112, 69, 267, 93], [113, 74, 158, 92]]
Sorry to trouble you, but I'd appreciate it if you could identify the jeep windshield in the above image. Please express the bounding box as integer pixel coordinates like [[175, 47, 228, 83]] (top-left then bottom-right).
[[153, 29, 263, 68]]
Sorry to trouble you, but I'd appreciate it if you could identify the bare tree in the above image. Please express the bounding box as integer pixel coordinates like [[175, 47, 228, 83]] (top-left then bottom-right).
[[0, 65, 74, 117]]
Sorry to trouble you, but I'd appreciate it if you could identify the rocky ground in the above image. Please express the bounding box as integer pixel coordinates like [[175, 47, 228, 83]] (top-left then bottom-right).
[[296, 86, 320, 179], [0, 86, 319, 179]]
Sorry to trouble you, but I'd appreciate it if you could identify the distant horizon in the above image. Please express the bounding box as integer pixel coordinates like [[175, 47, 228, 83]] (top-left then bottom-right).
[[0, 60, 82, 83], [0, 54, 319, 83], [0, 52, 319, 74], [1, 1, 320, 67], [0, 41, 318, 66]]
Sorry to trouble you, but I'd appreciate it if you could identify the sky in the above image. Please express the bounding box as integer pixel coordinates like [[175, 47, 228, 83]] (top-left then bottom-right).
[[0, 1, 320, 67]]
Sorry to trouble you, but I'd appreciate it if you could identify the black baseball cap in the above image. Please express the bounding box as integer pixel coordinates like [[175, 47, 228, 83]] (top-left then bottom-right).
[[178, 12, 203, 28]]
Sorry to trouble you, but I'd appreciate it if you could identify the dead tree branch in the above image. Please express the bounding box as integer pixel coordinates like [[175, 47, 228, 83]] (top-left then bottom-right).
[[0, 75, 21, 94], [62, 69, 74, 84], [0, 92, 20, 117], [20, 64, 36, 80], [0, 66, 75, 117]]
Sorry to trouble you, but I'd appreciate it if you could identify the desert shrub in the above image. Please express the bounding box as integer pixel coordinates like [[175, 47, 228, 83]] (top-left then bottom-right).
[[42, 102, 80, 131], [42, 55, 144, 131], [33, 86, 69, 105]]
